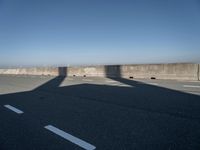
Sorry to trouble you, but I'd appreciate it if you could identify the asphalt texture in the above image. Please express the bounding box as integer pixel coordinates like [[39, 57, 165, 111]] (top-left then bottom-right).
[[0, 75, 200, 150]]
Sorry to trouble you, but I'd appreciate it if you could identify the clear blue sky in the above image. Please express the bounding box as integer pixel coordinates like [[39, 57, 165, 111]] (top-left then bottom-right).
[[0, 0, 200, 67]]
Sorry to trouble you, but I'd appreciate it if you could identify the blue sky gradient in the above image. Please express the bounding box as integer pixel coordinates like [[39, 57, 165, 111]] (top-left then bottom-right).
[[0, 0, 200, 67]]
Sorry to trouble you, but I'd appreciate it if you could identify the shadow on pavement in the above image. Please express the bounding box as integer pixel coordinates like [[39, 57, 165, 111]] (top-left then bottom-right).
[[0, 67, 200, 150]]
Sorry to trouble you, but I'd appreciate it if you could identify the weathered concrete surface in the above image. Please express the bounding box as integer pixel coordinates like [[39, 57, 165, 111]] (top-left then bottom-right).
[[67, 66, 105, 77], [120, 63, 199, 80], [68, 63, 199, 80], [0, 67, 59, 76], [0, 63, 199, 80]]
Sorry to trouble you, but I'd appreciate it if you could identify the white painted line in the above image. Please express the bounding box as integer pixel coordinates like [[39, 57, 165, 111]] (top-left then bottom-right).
[[118, 84, 132, 87], [148, 83, 158, 85], [187, 92, 200, 95], [183, 85, 200, 88], [4, 105, 24, 114], [82, 79, 93, 82], [45, 125, 96, 150]]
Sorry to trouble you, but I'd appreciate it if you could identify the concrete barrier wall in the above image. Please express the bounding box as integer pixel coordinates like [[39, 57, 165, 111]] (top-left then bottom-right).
[[0, 67, 59, 76], [120, 63, 199, 80], [67, 63, 198, 80], [0, 63, 199, 81], [67, 66, 105, 77]]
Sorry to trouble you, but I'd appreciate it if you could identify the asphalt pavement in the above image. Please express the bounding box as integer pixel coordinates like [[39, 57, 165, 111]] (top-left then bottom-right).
[[0, 75, 200, 150]]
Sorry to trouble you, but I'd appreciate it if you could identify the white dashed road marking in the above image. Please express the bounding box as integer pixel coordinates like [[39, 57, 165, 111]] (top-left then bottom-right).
[[187, 92, 200, 95], [183, 85, 200, 88], [148, 83, 158, 85], [45, 125, 96, 150], [4, 105, 24, 114], [109, 83, 132, 87], [118, 84, 132, 87]]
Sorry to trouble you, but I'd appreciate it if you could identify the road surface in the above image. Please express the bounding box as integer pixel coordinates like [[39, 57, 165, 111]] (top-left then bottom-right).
[[0, 75, 200, 150]]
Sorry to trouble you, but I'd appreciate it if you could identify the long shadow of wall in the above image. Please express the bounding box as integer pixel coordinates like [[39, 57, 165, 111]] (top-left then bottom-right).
[[0, 66, 200, 149], [34, 67, 67, 91], [103, 65, 200, 119]]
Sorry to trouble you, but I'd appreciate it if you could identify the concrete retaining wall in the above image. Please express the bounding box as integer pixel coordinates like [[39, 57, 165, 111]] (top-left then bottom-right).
[[0, 63, 199, 81]]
